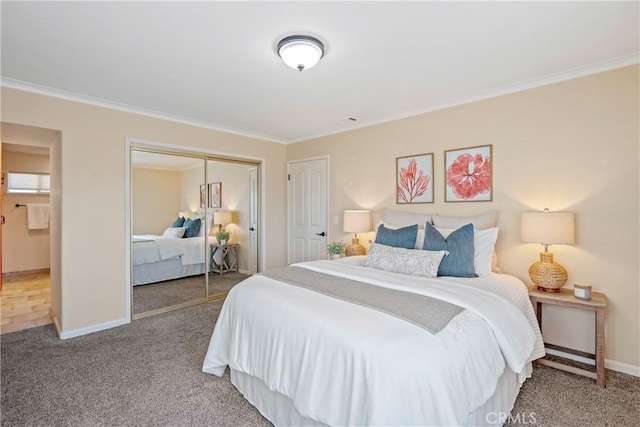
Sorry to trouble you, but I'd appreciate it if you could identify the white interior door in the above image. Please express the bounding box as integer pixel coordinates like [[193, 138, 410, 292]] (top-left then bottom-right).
[[248, 167, 259, 274], [288, 157, 328, 264]]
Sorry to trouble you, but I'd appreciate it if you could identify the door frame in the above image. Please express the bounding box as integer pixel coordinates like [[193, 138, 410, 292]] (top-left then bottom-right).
[[248, 167, 259, 275], [286, 155, 329, 265], [0, 124, 61, 333], [124, 137, 265, 321]]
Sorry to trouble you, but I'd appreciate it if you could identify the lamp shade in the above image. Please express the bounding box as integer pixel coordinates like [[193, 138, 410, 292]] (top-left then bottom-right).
[[213, 211, 232, 226], [521, 211, 575, 245], [278, 35, 324, 72], [343, 210, 371, 233]]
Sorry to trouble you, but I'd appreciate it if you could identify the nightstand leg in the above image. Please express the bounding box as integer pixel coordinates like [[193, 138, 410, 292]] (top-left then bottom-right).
[[595, 307, 606, 387], [534, 301, 542, 327]]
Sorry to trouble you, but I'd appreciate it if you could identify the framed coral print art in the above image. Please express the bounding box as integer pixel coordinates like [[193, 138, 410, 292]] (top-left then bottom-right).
[[396, 153, 434, 204], [209, 182, 221, 208], [444, 145, 492, 202], [200, 184, 206, 208]]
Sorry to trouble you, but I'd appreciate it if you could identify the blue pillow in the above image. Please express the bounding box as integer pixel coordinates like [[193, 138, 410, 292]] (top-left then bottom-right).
[[375, 224, 418, 249], [171, 216, 185, 227], [423, 222, 476, 277], [183, 218, 201, 238]]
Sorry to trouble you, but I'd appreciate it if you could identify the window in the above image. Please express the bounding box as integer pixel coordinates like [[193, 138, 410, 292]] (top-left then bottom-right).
[[6, 171, 50, 194]]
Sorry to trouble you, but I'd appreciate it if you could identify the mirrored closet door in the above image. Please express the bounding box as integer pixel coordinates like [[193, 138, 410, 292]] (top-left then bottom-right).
[[206, 159, 258, 298], [131, 150, 208, 318], [130, 148, 260, 319]]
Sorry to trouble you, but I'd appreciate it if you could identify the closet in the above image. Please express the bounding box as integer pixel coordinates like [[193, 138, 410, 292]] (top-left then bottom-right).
[[130, 147, 260, 319]]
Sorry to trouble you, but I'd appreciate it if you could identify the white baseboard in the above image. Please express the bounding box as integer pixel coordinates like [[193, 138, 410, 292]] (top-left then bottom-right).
[[546, 348, 640, 377], [239, 268, 250, 275], [58, 317, 130, 340]]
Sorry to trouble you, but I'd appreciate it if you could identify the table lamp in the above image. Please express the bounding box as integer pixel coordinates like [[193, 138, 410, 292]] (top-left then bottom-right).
[[213, 210, 233, 232], [521, 209, 575, 292], [343, 210, 371, 256]]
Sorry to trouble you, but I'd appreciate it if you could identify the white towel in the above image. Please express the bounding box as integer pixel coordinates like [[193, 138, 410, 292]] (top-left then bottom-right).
[[26, 203, 50, 229]]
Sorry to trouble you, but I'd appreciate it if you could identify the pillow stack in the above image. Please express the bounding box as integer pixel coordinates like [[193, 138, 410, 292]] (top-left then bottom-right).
[[162, 215, 202, 239], [366, 209, 500, 278]]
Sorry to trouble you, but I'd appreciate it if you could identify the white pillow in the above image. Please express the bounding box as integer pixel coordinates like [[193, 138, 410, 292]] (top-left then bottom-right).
[[162, 227, 186, 238], [382, 208, 434, 229], [432, 210, 499, 230], [435, 227, 499, 275], [364, 243, 448, 278], [198, 217, 213, 237], [375, 220, 425, 249]]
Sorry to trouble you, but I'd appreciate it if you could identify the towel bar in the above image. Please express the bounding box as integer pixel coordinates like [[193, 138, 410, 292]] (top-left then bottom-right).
[[15, 204, 26, 208]]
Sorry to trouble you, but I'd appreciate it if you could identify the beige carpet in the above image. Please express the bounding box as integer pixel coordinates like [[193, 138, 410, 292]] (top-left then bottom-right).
[[2, 301, 638, 426], [132, 273, 249, 314]]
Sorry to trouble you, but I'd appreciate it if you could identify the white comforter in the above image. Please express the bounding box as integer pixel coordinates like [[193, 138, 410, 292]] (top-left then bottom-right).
[[203, 258, 544, 426], [132, 235, 205, 266]]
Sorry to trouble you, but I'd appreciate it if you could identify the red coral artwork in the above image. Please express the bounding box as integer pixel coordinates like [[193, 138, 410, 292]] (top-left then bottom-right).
[[445, 145, 493, 202], [396, 153, 433, 204]]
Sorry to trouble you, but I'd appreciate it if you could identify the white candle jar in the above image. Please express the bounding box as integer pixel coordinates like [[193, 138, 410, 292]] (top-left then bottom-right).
[[574, 283, 592, 301]]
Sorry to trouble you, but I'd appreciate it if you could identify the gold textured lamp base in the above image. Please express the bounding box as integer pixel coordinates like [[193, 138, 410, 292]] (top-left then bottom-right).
[[529, 252, 568, 292], [345, 238, 366, 257]]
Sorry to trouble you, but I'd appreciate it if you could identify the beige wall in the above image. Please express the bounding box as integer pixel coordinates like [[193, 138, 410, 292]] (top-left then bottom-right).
[[287, 65, 640, 372], [180, 165, 206, 215], [132, 167, 182, 235], [1, 87, 288, 334], [1, 150, 50, 273]]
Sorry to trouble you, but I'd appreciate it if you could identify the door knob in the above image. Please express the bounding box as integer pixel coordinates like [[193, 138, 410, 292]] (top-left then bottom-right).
[[315, 232, 326, 237], [249, 227, 255, 231]]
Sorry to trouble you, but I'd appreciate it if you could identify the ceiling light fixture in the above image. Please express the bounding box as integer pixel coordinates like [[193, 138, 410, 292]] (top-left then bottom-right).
[[277, 35, 324, 72]]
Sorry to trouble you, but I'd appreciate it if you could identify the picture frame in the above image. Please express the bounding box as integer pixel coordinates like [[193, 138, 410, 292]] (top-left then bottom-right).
[[199, 184, 206, 208], [396, 153, 434, 204], [444, 144, 493, 202], [209, 182, 221, 208]]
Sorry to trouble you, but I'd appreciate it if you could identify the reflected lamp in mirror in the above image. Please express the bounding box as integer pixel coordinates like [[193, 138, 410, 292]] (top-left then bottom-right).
[[521, 209, 575, 292], [213, 210, 233, 232], [343, 210, 371, 257]]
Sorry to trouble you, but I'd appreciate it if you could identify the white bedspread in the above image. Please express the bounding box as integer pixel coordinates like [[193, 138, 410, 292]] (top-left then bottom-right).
[[203, 258, 544, 426], [132, 235, 205, 266]]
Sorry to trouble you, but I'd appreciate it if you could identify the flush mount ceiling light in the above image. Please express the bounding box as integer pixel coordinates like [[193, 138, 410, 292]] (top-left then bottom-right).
[[277, 35, 324, 72]]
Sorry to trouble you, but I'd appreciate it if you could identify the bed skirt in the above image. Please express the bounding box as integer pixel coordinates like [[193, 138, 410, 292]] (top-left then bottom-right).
[[132, 258, 206, 286], [229, 362, 532, 427]]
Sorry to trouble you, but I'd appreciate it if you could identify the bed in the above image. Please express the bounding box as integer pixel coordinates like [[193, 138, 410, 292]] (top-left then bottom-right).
[[132, 235, 206, 285], [202, 210, 544, 426]]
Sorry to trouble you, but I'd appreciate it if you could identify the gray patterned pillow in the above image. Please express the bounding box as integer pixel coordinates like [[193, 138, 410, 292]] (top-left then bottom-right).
[[364, 243, 448, 277]]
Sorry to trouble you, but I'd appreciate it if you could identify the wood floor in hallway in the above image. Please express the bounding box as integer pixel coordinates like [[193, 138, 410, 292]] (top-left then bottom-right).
[[0, 271, 51, 334]]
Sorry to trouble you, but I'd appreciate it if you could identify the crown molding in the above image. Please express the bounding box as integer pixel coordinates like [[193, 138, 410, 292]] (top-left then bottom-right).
[[289, 53, 640, 144], [0, 78, 287, 145], [3, 53, 638, 145]]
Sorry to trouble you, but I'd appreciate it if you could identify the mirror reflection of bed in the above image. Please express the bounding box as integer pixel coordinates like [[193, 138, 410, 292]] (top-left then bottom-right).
[[130, 149, 258, 318]]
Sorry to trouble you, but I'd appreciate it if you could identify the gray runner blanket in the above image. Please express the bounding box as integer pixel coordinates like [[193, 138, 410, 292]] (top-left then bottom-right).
[[261, 266, 463, 334]]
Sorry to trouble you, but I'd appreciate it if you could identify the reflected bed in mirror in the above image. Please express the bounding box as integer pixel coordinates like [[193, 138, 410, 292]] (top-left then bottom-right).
[[132, 234, 207, 285]]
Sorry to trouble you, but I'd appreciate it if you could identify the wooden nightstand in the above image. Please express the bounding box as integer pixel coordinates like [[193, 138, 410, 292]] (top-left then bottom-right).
[[529, 287, 607, 387], [210, 243, 239, 275]]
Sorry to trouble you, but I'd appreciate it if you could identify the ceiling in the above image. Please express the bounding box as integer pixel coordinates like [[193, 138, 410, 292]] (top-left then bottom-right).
[[1, 2, 638, 144]]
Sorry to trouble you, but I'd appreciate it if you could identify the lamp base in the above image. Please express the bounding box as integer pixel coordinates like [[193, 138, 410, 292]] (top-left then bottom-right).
[[346, 238, 366, 257], [536, 286, 561, 293], [529, 252, 568, 292]]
